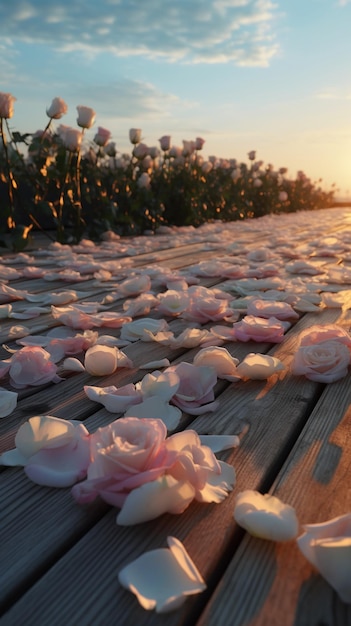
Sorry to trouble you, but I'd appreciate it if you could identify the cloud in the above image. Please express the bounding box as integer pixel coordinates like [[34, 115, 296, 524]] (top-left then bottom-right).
[[0, 0, 279, 67], [315, 90, 351, 100], [75, 79, 193, 119]]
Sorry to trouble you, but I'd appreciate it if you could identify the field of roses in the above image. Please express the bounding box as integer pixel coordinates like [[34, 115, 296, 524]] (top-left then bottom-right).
[[0, 93, 336, 251]]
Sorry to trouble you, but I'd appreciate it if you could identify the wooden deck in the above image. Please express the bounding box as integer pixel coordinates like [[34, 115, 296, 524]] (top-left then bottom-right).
[[1, 206, 351, 625]]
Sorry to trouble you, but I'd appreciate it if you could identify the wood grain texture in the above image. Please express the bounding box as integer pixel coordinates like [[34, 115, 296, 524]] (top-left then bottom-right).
[[1, 207, 351, 625]]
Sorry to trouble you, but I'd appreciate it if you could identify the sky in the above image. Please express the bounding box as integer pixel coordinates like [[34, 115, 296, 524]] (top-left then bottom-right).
[[1, 0, 351, 198]]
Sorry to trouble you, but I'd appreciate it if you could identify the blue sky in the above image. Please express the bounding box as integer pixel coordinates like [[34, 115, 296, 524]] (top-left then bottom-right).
[[1, 0, 351, 197]]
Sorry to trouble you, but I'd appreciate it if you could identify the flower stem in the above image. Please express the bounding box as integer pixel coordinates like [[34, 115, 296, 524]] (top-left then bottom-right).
[[0, 117, 16, 229]]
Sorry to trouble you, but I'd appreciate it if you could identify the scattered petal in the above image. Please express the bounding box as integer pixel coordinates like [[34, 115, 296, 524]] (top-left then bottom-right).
[[297, 513, 351, 603], [233, 490, 299, 541], [118, 536, 206, 612]]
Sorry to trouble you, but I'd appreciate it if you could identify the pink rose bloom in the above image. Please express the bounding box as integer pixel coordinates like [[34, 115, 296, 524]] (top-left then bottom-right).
[[299, 324, 351, 349], [94, 126, 111, 147], [129, 128, 142, 144], [133, 142, 149, 159], [0, 346, 61, 389], [71, 417, 173, 507], [117, 429, 236, 525], [71, 416, 235, 524], [46, 96, 67, 120], [291, 340, 351, 382], [0, 91, 16, 119], [157, 290, 190, 316], [165, 361, 219, 415], [246, 299, 299, 320], [76, 105, 96, 129], [181, 286, 232, 323], [195, 137, 205, 150], [233, 316, 288, 343], [159, 135, 171, 151], [61, 127, 83, 152]]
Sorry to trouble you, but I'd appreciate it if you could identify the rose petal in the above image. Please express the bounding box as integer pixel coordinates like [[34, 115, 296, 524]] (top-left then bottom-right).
[[117, 476, 195, 525], [118, 536, 206, 612], [234, 490, 299, 541]]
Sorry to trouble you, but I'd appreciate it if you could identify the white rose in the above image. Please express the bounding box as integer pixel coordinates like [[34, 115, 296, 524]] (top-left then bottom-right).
[[46, 97, 68, 120]]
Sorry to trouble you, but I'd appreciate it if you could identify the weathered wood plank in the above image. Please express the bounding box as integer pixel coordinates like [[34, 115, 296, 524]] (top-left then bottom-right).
[[197, 370, 351, 626], [1, 309, 345, 625], [1, 207, 351, 625]]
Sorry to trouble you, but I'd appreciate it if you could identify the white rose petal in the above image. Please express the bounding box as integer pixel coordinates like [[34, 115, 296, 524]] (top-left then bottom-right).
[[193, 346, 240, 381], [297, 513, 351, 603], [236, 353, 286, 380], [118, 536, 206, 612], [234, 490, 299, 541], [125, 396, 182, 430]]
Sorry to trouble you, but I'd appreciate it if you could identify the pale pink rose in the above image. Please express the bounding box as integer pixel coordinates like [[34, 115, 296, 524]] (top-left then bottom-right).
[[246, 299, 299, 320], [123, 293, 159, 317], [297, 513, 351, 603], [59, 126, 83, 152], [164, 429, 235, 504], [298, 324, 351, 349], [291, 340, 351, 382], [46, 96, 68, 119], [0, 92, 16, 119], [193, 347, 240, 381], [233, 315, 287, 343], [181, 286, 232, 323], [129, 128, 142, 144], [137, 172, 151, 189], [182, 140, 195, 157], [118, 274, 152, 296], [159, 135, 171, 151], [278, 190, 288, 202], [195, 137, 205, 150], [94, 126, 111, 147], [137, 369, 180, 402], [67, 412, 236, 523], [5, 346, 61, 389], [169, 146, 182, 158], [148, 146, 160, 159], [105, 141, 117, 157], [133, 142, 149, 159], [202, 161, 213, 174], [120, 318, 169, 342], [76, 105, 96, 129], [44, 330, 98, 362], [0, 415, 90, 487], [71, 417, 173, 506], [253, 178, 262, 187], [51, 305, 99, 330], [165, 361, 218, 415], [231, 168, 241, 182], [116, 429, 235, 524], [157, 290, 190, 316]]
